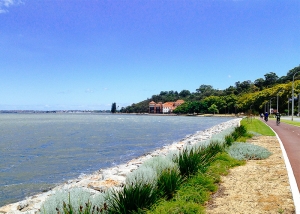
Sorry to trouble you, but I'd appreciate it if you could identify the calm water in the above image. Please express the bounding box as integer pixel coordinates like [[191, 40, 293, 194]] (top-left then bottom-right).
[[0, 113, 231, 206]]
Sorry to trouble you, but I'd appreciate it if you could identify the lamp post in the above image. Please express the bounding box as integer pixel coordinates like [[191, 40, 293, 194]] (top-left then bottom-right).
[[270, 98, 274, 114], [292, 71, 300, 121], [277, 90, 283, 113]]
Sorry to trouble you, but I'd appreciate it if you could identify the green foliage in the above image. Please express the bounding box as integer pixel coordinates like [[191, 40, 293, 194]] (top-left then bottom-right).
[[234, 125, 247, 137], [126, 166, 157, 186], [111, 102, 117, 113], [157, 168, 183, 200], [147, 152, 244, 213], [226, 142, 272, 160], [281, 119, 300, 127], [147, 200, 205, 214], [108, 182, 158, 214], [208, 104, 219, 114], [225, 134, 235, 146], [122, 65, 300, 113], [40, 188, 107, 214], [240, 118, 275, 136], [176, 142, 224, 177], [141, 156, 178, 176]]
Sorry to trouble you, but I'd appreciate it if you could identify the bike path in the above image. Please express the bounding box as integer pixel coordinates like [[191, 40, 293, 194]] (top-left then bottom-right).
[[265, 119, 300, 213], [267, 120, 300, 190]]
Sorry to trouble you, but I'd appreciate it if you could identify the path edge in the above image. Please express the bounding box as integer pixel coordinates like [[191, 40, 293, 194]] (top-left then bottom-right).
[[268, 125, 300, 214]]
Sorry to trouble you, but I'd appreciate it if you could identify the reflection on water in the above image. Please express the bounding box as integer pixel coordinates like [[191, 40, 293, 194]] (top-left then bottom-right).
[[0, 113, 231, 206]]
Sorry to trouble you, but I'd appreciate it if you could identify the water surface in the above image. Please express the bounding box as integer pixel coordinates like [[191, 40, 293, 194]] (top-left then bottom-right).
[[0, 113, 232, 206]]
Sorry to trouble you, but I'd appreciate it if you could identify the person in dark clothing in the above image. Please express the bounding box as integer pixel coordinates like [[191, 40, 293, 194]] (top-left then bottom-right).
[[264, 112, 269, 122], [276, 112, 281, 124]]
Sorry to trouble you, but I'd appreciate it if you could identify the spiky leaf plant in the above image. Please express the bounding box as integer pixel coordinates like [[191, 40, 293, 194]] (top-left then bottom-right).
[[224, 134, 235, 147], [157, 168, 183, 200], [108, 181, 158, 214], [176, 141, 224, 177]]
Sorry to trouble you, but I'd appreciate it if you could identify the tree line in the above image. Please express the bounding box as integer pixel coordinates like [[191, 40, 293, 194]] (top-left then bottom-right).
[[119, 65, 300, 115]]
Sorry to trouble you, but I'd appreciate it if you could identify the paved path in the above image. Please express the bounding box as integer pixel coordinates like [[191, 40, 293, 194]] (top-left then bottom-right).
[[266, 119, 300, 191], [264, 118, 300, 213]]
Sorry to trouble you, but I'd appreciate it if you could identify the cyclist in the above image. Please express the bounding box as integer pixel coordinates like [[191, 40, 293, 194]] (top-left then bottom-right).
[[264, 112, 269, 122], [276, 112, 281, 125]]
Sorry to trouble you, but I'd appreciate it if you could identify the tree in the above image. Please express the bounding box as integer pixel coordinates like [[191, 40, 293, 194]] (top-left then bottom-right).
[[264, 72, 278, 87], [235, 80, 252, 94], [208, 104, 219, 114], [254, 78, 265, 90], [179, 90, 191, 97], [196, 84, 213, 94], [111, 102, 117, 113]]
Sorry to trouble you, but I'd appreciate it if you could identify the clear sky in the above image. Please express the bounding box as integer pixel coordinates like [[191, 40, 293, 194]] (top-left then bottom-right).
[[1, 0, 299, 110]]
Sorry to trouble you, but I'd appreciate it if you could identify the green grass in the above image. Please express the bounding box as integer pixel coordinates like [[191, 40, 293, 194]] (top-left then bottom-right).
[[146, 153, 245, 213], [241, 118, 275, 136], [280, 119, 300, 127]]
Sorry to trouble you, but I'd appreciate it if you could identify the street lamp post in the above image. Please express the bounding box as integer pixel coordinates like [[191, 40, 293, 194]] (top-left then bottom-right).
[[277, 90, 283, 113], [292, 71, 300, 121], [270, 98, 274, 114]]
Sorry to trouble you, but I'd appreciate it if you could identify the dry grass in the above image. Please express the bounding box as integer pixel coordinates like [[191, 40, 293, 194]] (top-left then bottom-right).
[[206, 136, 295, 214]]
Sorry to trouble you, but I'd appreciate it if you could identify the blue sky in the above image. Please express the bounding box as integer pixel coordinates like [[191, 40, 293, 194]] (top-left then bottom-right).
[[1, 0, 299, 110]]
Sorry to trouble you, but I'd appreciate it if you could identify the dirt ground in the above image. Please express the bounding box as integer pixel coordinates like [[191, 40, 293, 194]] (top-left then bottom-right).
[[206, 136, 296, 214]]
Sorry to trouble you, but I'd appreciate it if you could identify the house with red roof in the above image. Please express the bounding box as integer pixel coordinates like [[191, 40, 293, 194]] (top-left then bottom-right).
[[149, 100, 184, 114]]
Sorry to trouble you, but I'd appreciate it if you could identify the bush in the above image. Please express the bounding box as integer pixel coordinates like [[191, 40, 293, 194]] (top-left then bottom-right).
[[234, 125, 247, 137], [126, 166, 157, 186], [108, 182, 158, 214], [225, 134, 235, 146], [176, 141, 224, 177], [226, 142, 272, 160], [40, 188, 107, 214], [157, 168, 183, 200], [141, 156, 178, 176]]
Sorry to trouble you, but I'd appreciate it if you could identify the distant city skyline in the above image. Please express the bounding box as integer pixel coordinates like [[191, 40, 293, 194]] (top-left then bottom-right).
[[1, 0, 299, 110]]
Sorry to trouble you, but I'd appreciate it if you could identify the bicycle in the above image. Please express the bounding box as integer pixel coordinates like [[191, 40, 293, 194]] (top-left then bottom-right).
[[276, 119, 280, 126]]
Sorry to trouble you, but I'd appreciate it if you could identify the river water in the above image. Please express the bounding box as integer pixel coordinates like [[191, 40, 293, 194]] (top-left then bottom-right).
[[0, 113, 232, 207]]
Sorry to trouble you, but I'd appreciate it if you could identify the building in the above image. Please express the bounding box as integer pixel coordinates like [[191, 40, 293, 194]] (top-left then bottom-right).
[[149, 100, 184, 114]]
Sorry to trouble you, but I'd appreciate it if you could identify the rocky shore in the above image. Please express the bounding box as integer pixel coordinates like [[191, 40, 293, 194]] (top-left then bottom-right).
[[0, 118, 241, 214]]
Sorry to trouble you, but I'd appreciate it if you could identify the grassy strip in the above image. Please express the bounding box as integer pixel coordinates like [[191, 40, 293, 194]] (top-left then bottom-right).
[[280, 119, 300, 127], [147, 153, 245, 214], [240, 118, 275, 136]]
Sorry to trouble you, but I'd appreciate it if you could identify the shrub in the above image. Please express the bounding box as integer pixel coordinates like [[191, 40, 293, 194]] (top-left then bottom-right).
[[226, 142, 272, 160], [234, 125, 247, 137], [225, 134, 235, 146], [108, 182, 158, 214], [126, 166, 157, 186], [141, 156, 178, 176], [176, 141, 223, 177], [157, 168, 183, 200], [40, 188, 107, 214]]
